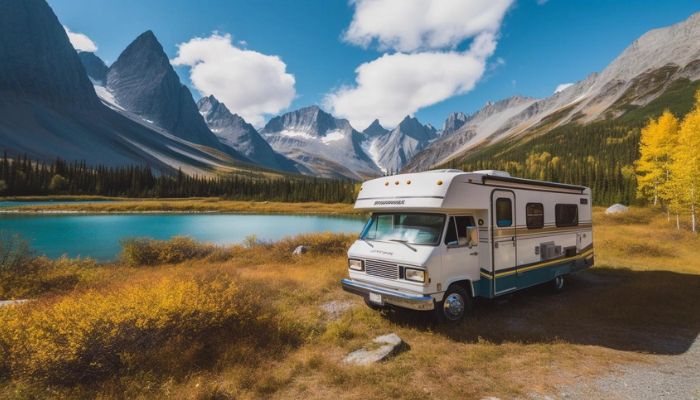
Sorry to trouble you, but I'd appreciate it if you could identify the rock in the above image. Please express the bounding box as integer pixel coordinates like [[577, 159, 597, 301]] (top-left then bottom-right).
[[321, 300, 355, 320], [343, 333, 408, 366], [605, 203, 629, 214], [292, 245, 309, 256]]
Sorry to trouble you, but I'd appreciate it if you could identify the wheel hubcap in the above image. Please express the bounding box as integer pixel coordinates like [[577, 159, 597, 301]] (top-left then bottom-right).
[[443, 293, 465, 320]]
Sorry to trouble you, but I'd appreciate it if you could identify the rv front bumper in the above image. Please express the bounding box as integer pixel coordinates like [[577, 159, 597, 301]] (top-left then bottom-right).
[[340, 278, 435, 311]]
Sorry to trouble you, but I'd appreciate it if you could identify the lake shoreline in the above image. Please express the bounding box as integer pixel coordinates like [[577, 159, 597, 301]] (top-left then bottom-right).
[[0, 198, 359, 215]]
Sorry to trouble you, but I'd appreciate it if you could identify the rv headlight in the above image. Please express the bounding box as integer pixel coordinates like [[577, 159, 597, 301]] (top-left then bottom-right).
[[404, 268, 426, 283], [348, 259, 364, 271]]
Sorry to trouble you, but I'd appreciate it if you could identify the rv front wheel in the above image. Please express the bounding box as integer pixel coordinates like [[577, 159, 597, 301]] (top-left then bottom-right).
[[437, 285, 471, 323], [552, 275, 565, 292]]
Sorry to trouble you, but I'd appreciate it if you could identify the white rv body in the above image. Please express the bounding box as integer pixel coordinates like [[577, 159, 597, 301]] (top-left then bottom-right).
[[341, 170, 594, 312]]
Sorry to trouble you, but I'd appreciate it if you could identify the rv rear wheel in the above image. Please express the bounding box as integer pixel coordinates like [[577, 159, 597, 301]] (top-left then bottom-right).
[[436, 285, 471, 323], [552, 275, 565, 292]]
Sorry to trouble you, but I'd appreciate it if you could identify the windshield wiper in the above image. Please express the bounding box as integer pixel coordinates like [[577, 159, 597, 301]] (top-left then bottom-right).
[[389, 239, 417, 252], [361, 238, 374, 248]]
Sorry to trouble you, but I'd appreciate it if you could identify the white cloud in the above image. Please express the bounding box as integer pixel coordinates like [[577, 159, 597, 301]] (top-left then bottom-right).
[[327, 0, 513, 128], [554, 82, 574, 93], [344, 0, 513, 52], [172, 33, 295, 126], [325, 33, 496, 128], [63, 25, 97, 52]]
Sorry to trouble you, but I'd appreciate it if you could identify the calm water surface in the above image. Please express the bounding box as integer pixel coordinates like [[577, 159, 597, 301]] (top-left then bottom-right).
[[0, 214, 365, 260]]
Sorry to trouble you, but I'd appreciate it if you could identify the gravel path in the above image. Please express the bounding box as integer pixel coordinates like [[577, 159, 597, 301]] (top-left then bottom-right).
[[559, 335, 700, 399]]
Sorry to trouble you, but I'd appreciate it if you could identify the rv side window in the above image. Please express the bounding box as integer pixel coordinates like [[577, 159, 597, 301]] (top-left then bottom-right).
[[444, 218, 458, 245], [526, 203, 544, 229], [555, 204, 578, 227], [444, 216, 476, 246], [496, 198, 512, 227]]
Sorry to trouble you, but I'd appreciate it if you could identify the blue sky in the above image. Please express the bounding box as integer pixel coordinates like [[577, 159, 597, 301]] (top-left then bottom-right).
[[51, 0, 700, 129]]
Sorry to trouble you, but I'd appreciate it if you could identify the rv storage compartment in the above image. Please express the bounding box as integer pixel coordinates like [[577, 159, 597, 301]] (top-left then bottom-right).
[[540, 242, 562, 260]]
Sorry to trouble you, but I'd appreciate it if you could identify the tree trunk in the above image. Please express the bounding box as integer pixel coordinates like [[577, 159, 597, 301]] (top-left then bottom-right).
[[676, 213, 681, 231]]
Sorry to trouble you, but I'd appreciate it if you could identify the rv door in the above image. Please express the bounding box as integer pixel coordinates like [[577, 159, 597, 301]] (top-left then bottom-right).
[[492, 190, 516, 294]]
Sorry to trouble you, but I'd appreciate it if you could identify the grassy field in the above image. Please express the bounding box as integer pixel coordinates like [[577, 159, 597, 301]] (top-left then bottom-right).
[[0, 197, 357, 215], [0, 207, 698, 399]]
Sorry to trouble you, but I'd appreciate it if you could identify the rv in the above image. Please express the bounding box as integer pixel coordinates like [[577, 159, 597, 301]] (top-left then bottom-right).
[[341, 170, 594, 322]]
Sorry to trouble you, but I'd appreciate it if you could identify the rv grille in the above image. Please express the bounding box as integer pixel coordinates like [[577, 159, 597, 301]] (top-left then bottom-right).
[[365, 259, 399, 280]]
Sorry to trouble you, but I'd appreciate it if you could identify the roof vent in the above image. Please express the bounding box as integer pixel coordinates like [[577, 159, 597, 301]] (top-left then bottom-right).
[[428, 169, 463, 173], [473, 170, 511, 177]]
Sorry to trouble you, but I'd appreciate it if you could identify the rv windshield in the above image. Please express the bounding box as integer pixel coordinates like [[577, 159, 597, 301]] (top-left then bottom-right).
[[360, 213, 445, 246]]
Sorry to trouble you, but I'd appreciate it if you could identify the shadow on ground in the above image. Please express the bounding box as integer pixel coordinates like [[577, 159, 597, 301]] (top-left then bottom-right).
[[381, 267, 700, 355]]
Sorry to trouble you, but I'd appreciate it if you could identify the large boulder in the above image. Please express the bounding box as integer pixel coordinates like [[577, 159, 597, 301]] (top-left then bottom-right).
[[605, 204, 629, 215], [343, 333, 408, 365]]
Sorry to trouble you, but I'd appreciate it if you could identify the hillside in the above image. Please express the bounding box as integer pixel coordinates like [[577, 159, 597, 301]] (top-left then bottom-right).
[[441, 76, 700, 205], [0, 208, 698, 398]]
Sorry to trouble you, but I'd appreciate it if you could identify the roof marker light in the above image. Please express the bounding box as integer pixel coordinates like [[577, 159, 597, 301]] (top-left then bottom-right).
[[437, 180, 443, 185], [406, 180, 411, 185], [395, 181, 399, 185], [384, 181, 389, 186]]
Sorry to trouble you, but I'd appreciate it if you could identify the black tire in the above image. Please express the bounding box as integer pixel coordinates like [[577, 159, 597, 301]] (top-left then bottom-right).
[[552, 275, 565, 293], [435, 285, 472, 323]]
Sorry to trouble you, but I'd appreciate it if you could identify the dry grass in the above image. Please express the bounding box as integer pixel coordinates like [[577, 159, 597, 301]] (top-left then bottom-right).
[[2, 198, 357, 215], [0, 208, 698, 399]]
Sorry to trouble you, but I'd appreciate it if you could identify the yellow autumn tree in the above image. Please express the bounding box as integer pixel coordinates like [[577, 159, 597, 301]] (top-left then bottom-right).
[[670, 92, 700, 233], [635, 110, 679, 206]]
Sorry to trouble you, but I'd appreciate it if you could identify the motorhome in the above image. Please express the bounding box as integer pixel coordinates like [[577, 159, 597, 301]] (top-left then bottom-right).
[[341, 170, 594, 322]]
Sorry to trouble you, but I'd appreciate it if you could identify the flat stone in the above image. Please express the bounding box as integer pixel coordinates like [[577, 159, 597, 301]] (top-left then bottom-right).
[[605, 203, 629, 214], [320, 300, 355, 320], [343, 333, 407, 366]]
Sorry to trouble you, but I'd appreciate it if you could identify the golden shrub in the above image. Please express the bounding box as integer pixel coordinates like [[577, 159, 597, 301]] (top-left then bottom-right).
[[119, 236, 215, 266], [0, 273, 284, 384]]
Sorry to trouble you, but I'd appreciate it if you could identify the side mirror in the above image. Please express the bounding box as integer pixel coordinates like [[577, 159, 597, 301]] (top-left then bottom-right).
[[466, 226, 479, 248]]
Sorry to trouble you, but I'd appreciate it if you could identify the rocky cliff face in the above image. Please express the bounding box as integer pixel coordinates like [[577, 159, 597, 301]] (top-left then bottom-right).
[[105, 31, 237, 155], [0, 0, 100, 109], [198, 95, 297, 172], [372, 116, 438, 173], [442, 112, 469, 136], [261, 106, 380, 179], [0, 0, 251, 176], [362, 119, 389, 138], [78, 51, 108, 84]]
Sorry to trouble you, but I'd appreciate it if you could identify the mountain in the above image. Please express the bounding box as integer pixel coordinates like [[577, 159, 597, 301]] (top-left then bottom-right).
[[197, 95, 297, 172], [261, 106, 380, 179], [442, 112, 469, 136], [405, 96, 537, 171], [104, 31, 243, 158], [362, 119, 389, 138], [407, 12, 700, 172], [371, 115, 438, 173], [0, 0, 255, 176], [78, 51, 108, 84]]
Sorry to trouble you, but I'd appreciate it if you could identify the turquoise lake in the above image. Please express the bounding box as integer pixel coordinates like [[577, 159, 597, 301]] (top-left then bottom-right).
[[0, 213, 366, 260]]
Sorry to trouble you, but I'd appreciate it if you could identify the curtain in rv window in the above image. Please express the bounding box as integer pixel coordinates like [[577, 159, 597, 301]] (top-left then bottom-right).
[[555, 204, 579, 227], [526, 203, 544, 229], [496, 198, 512, 227]]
